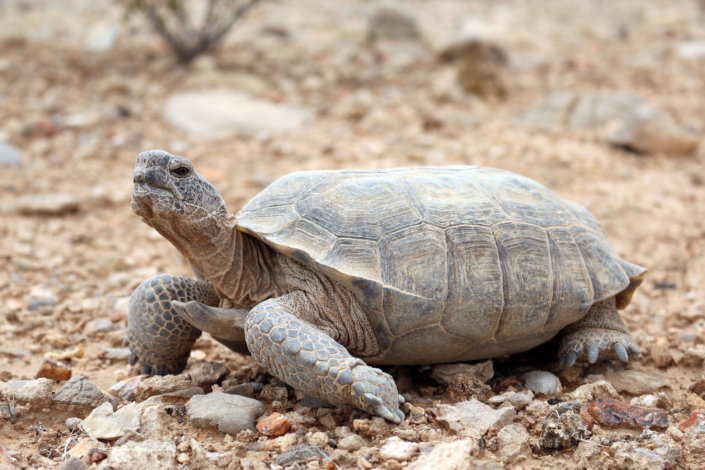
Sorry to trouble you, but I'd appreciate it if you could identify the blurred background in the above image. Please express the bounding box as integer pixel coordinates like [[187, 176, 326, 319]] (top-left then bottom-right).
[[3, 0, 705, 461]]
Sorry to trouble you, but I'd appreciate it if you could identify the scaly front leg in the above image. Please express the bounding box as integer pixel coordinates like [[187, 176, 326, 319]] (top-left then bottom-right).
[[245, 295, 404, 423]]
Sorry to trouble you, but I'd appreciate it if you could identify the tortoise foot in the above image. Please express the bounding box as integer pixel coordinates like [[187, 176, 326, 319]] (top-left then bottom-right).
[[558, 328, 640, 367], [125, 275, 218, 376], [246, 296, 404, 423]]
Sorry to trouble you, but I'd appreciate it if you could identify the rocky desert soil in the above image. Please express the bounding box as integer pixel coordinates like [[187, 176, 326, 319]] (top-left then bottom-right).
[[3, 0, 705, 469]]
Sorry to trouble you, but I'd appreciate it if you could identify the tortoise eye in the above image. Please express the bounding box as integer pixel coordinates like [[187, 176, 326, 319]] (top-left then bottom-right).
[[172, 167, 190, 177]]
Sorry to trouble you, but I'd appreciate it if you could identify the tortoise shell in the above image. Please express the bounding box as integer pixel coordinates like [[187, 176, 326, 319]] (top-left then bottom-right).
[[235, 167, 646, 365]]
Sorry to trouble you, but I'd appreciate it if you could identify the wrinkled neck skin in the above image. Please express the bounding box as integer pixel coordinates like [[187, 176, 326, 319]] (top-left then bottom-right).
[[144, 207, 283, 308]]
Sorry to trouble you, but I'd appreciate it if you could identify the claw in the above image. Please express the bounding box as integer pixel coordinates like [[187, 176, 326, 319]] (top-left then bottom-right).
[[557, 354, 565, 367], [362, 392, 383, 407], [141, 364, 152, 375], [630, 344, 641, 355], [614, 343, 629, 362], [398, 394, 405, 404], [129, 352, 138, 366], [588, 344, 600, 363], [396, 409, 405, 422], [123, 336, 129, 347], [375, 405, 401, 424], [566, 351, 578, 367]]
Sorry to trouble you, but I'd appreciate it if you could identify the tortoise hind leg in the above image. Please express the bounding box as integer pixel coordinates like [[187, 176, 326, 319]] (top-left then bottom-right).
[[171, 301, 251, 356], [558, 297, 640, 367], [125, 274, 219, 375]]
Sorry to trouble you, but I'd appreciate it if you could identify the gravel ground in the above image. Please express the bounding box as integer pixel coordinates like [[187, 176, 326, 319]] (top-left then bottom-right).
[[3, 0, 705, 468]]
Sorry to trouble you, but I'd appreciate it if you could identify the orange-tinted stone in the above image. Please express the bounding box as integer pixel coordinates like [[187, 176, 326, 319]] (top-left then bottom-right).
[[679, 410, 705, 433], [36, 357, 72, 382], [587, 398, 668, 431], [256, 412, 291, 437]]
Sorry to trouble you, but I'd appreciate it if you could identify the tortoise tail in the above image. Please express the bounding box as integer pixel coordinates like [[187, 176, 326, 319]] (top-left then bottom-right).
[[615, 260, 647, 310]]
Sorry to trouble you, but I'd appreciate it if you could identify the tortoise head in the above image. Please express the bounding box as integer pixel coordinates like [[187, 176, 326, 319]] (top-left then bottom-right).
[[132, 150, 227, 228]]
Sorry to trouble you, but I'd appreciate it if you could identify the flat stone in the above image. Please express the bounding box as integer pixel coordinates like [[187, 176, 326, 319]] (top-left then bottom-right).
[[521, 371, 562, 397], [84, 23, 120, 53], [676, 40, 705, 60], [68, 438, 106, 460], [515, 91, 578, 129], [99, 440, 176, 470], [81, 402, 139, 440], [186, 392, 265, 435], [0, 142, 21, 168], [134, 374, 194, 402], [161, 387, 204, 398], [84, 318, 118, 335], [99, 348, 131, 360], [163, 89, 315, 138], [183, 361, 229, 386], [338, 434, 367, 451], [56, 456, 87, 470], [380, 436, 419, 461], [565, 380, 622, 404], [367, 6, 421, 42], [16, 193, 80, 216], [0, 378, 53, 407], [109, 376, 143, 402], [0, 348, 31, 358], [497, 423, 530, 463], [225, 383, 256, 398], [436, 399, 515, 436], [275, 445, 328, 466], [409, 440, 479, 470], [36, 357, 72, 382], [605, 370, 670, 395], [430, 360, 494, 384], [53, 375, 112, 414]]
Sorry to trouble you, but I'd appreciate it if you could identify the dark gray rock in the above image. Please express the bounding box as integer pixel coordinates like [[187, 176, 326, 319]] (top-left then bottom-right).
[[53, 375, 109, 411]]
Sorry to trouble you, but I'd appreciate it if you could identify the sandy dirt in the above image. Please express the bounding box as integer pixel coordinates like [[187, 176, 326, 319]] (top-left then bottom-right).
[[2, 0, 705, 468]]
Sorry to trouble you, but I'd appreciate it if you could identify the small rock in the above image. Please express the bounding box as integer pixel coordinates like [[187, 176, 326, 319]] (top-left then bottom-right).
[[436, 399, 515, 436], [256, 412, 291, 437], [676, 40, 705, 60], [84, 23, 120, 53], [68, 438, 106, 460], [84, 318, 118, 335], [509, 393, 533, 410], [163, 90, 315, 138], [680, 348, 705, 367], [183, 361, 229, 386], [430, 360, 493, 384], [318, 413, 336, 429], [27, 299, 55, 313], [679, 410, 705, 432], [134, 374, 194, 402], [275, 445, 328, 466], [353, 417, 390, 437], [565, 380, 622, 404], [206, 451, 233, 467], [539, 410, 590, 449], [109, 376, 142, 402], [65, 417, 82, 431], [99, 440, 176, 470], [0, 349, 31, 359], [557, 401, 582, 414], [521, 371, 562, 397], [409, 440, 478, 470], [367, 6, 420, 42], [225, 383, 256, 398], [53, 376, 109, 412], [36, 357, 72, 382], [605, 370, 670, 395], [99, 348, 131, 360], [608, 104, 699, 156], [186, 392, 265, 435], [56, 456, 87, 470], [80, 402, 139, 440], [497, 423, 530, 463], [515, 90, 578, 130], [587, 398, 668, 430], [0, 378, 53, 407], [380, 437, 419, 461], [161, 386, 204, 398], [301, 395, 333, 408], [0, 142, 21, 168], [16, 193, 81, 216], [338, 435, 367, 451], [308, 431, 329, 448]]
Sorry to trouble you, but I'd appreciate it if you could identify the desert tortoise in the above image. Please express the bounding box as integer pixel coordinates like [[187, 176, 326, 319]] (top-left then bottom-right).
[[126, 150, 645, 423]]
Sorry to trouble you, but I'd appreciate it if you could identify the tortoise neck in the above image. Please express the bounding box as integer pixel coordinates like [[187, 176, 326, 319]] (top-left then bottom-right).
[[157, 213, 283, 307]]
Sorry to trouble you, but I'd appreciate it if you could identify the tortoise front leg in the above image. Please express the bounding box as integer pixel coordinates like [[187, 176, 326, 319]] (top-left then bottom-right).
[[558, 297, 641, 367], [125, 275, 219, 375], [245, 295, 405, 424]]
